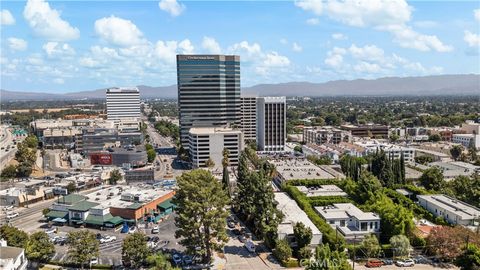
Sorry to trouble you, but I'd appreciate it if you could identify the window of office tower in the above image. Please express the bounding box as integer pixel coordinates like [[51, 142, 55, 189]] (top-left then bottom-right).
[[176, 55, 241, 148]]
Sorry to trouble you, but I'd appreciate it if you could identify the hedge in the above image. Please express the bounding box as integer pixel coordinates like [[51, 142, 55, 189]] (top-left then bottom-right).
[[282, 185, 346, 250], [284, 178, 342, 187], [48, 260, 113, 269], [308, 196, 353, 206]]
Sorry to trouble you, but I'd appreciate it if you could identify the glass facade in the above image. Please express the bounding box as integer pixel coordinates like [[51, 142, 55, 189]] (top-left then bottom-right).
[[177, 55, 241, 148]]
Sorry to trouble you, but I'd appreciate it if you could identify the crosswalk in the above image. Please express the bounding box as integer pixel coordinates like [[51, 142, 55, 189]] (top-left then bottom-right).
[[51, 251, 123, 266]]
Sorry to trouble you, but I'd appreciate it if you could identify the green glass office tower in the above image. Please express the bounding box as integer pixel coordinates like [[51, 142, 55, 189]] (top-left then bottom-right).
[[176, 55, 241, 148]]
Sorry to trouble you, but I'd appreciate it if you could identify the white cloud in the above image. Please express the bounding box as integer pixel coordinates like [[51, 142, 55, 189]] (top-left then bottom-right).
[[202, 36, 222, 54], [94, 16, 145, 47], [1, 9, 15, 25], [159, 0, 185, 17], [154, 41, 178, 64], [306, 18, 320, 25], [280, 38, 288, 45], [42, 42, 75, 57], [296, 0, 452, 52], [7, 38, 28, 51], [324, 43, 444, 76], [228, 41, 261, 61], [474, 9, 480, 22], [178, 39, 194, 54], [23, 0, 79, 41], [27, 54, 44, 66], [464, 30, 480, 47], [262, 52, 290, 67], [292, 42, 303, 52], [295, 0, 322, 16], [79, 57, 101, 68], [332, 33, 347, 40], [53, 78, 64, 84], [413, 20, 438, 28]]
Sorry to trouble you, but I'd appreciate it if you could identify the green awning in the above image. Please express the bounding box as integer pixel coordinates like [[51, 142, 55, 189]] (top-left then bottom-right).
[[68, 201, 99, 212], [46, 210, 68, 219], [85, 214, 108, 226], [106, 216, 123, 225], [157, 200, 174, 210]]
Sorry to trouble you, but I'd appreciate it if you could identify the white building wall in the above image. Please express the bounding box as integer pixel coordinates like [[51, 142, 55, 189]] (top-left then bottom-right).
[[256, 97, 286, 152], [106, 87, 141, 121]]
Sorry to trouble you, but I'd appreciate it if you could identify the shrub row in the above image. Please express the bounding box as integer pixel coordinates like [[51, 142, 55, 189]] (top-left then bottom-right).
[[284, 178, 341, 187], [308, 196, 353, 206], [282, 185, 346, 250]]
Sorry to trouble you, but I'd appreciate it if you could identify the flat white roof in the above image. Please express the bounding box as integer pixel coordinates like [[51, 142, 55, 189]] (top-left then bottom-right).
[[297, 185, 348, 197], [417, 195, 480, 219], [315, 203, 380, 221], [269, 158, 337, 180], [188, 127, 242, 135], [274, 192, 321, 235]]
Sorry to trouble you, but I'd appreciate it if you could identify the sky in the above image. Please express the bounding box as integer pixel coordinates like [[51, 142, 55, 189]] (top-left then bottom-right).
[[1, 0, 479, 93]]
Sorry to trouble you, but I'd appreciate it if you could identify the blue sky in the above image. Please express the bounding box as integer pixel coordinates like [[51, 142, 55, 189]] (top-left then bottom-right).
[[1, 0, 479, 93]]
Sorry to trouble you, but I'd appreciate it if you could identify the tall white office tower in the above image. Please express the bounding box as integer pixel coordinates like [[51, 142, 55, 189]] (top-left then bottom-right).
[[106, 87, 141, 121], [240, 96, 257, 141], [257, 96, 286, 152], [176, 55, 241, 149]]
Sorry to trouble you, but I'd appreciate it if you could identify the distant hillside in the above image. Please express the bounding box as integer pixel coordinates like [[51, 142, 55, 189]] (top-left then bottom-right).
[[1, 74, 478, 101]]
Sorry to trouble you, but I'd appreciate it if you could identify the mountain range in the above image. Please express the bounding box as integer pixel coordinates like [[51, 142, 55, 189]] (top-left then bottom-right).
[[1, 74, 479, 101]]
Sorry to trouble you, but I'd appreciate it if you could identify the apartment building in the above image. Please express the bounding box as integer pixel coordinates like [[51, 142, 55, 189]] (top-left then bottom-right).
[[106, 87, 141, 121], [417, 195, 480, 226], [188, 127, 244, 169], [341, 124, 389, 139], [257, 96, 286, 152], [303, 126, 351, 145], [240, 96, 257, 141]]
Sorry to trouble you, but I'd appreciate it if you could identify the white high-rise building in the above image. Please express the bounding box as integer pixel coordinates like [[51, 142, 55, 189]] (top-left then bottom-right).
[[257, 96, 286, 152], [188, 127, 244, 169], [240, 96, 257, 141], [106, 87, 141, 121]]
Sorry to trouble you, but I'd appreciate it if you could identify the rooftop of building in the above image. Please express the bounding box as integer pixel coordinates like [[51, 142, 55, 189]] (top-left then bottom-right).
[[297, 185, 348, 197], [274, 192, 321, 235], [84, 185, 173, 210], [315, 203, 380, 221], [453, 134, 476, 138], [417, 194, 480, 219], [106, 87, 139, 93], [268, 157, 338, 180], [0, 246, 24, 260], [188, 127, 242, 135]]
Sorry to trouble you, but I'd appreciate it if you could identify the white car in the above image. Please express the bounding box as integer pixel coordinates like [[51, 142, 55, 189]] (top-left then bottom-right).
[[45, 228, 56, 234], [244, 240, 255, 253], [151, 226, 159, 234], [396, 259, 415, 267], [100, 235, 117, 243], [6, 212, 18, 219], [3, 205, 14, 211], [90, 258, 98, 265], [128, 227, 137, 234]]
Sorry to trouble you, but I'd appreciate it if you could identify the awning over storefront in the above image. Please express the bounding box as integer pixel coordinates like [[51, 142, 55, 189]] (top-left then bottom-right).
[[85, 215, 105, 226], [157, 200, 175, 211], [46, 210, 68, 219], [106, 216, 123, 226]]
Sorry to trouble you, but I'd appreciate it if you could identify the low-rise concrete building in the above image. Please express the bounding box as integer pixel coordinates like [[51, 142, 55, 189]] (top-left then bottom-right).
[[297, 185, 348, 197], [452, 134, 480, 150], [315, 203, 381, 241], [269, 158, 340, 184], [303, 126, 351, 145], [0, 239, 27, 270], [274, 192, 322, 247], [417, 195, 480, 226]]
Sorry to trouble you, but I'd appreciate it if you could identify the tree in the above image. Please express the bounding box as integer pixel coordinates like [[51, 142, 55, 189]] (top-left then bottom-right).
[[428, 134, 441, 142], [390, 132, 400, 142], [306, 244, 351, 270], [298, 247, 312, 260], [451, 145, 464, 161], [361, 234, 381, 259], [0, 165, 17, 181], [419, 167, 445, 191], [448, 174, 480, 207], [16, 163, 33, 177], [0, 225, 29, 248], [205, 157, 215, 168], [415, 155, 433, 165], [356, 171, 383, 203], [66, 182, 76, 193], [294, 222, 313, 250], [273, 238, 292, 263], [294, 145, 303, 153], [24, 135, 39, 148], [456, 244, 480, 270], [147, 149, 156, 163], [66, 230, 99, 268], [146, 252, 180, 270], [427, 226, 480, 261], [389, 235, 411, 258], [122, 232, 150, 268], [173, 169, 229, 263], [109, 169, 122, 185], [26, 231, 55, 263], [222, 148, 231, 195]]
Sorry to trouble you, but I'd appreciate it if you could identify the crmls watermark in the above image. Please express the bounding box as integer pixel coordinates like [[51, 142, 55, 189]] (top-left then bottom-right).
[[299, 258, 343, 268]]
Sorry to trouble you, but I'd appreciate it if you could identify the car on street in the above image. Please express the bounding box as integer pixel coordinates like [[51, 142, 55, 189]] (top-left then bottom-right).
[[90, 258, 98, 266], [365, 260, 383, 268], [45, 228, 56, 234], [96, 233, 102, 239], [227, 221, 236, 229], [151, 236, 160, 242], [6, 212, 19, 219], [100, 235, 116, 243], [172, 253, 182, 265], [244, 240, 255, 253], [147, 241, 157, 249], [395, 259, 415, 267], [3, 205, 14, 211], [128, 226, 137, 234], [151, 225, 159, 234], [238, 235, 247, 243], [381, 259, 393, 265]]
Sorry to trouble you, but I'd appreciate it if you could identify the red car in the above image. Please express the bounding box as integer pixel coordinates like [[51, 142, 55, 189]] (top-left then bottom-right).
[[366, 260, 383, 268]]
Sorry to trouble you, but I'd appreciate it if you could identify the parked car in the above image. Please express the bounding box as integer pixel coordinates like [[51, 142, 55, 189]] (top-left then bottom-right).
[[227, 221, 236, 229], [414, 255, 431, 264], [233, 229, 241, 235], [100, 235, 117, 244], [3, 205, 14, 211], [396, 259, 415, 267], [6, 212, 19, 219], [172, 253, 182, 265], [96, 233, 102, 240], [45, 228, 56, 234], [183, 255, 193, 265], [365, 260, 383, 268], [151, 236, 160, 243], [90, 258, 98, 265], [238, 235, 247, 243], [381, 259, 393, 265], [128, 226, 137, 234], [244, 240, 255, 253], [151, 226, 159, 234]]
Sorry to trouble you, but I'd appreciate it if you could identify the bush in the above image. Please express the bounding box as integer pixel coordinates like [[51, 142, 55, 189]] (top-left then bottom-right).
[[282, 258, 299, 268], [298, 247, 312, 260], [284, 178, 341, 187], [410, 235, 426, 249], [274, 239, 292, 264]]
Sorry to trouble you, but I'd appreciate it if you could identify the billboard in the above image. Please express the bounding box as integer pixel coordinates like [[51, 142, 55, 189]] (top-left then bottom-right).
[[90, 153, 113, 165]]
